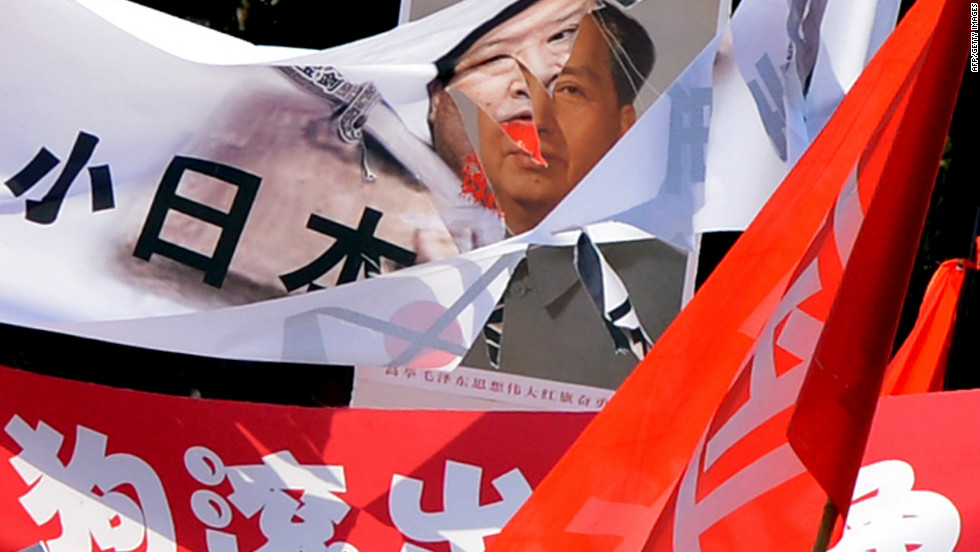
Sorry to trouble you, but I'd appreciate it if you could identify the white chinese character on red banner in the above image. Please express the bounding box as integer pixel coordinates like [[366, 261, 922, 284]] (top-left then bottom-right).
[[185, 446, 355, 552], [4, 415, 176, 552], [830, 460, 961, 552], [389, 460, 531, 552]]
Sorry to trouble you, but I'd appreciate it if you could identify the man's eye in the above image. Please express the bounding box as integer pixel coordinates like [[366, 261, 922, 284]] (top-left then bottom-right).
[[555, 82, 585, 97], [483, 54, 511, 65], [459, 55, 517, 79], [548, 25, 578, 44], [469, 55, 510, 71]]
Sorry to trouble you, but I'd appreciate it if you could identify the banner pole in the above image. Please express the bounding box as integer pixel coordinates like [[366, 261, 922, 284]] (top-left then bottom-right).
[[811, 497, 838, 552]]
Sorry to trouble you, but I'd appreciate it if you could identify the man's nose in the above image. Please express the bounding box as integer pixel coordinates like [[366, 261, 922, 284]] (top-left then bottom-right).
[[517, 46, 564, 95], [506, 60, 532, 102]]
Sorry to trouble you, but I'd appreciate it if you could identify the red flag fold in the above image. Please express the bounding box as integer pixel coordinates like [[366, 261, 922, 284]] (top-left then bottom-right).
[[881, 257, 973, 396]]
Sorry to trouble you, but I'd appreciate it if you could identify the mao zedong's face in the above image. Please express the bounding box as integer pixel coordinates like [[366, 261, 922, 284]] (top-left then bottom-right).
[[449, 2, 638, 234]]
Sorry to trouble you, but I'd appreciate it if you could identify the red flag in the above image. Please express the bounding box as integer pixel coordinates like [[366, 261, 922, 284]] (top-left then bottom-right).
[[880, 257, 973, 396], [786, 0, 968, 517], [490, 0, 968, 549]]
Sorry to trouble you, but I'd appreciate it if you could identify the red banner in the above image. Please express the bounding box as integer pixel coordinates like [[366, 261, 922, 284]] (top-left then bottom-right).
[[838, 389, 979, 551], [1, 365, 977, 551], [0, 365, 592, 552]]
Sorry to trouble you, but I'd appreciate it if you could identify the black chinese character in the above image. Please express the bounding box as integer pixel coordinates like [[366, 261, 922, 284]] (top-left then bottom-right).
[[279, 207, 416, 292], [3, 131, 115, 224], [133, 156, 260, 288]]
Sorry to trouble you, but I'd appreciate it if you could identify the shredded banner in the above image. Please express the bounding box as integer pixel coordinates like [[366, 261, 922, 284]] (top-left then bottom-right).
[[1, 0, 720, 375], [2, 0, 894, 408]]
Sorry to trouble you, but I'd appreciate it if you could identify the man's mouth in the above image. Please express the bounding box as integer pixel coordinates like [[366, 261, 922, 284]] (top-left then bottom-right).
[[499, 120, 547, 166]]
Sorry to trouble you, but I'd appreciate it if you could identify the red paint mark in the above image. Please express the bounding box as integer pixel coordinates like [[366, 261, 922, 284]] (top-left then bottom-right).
[[461, 154, 498, 211], [500, 120, 546, 165]]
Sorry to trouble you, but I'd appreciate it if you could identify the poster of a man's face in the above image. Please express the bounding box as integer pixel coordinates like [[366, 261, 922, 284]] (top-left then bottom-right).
[[347, 0, 724, 408], [431, 0, 654, 234], [120, 0, 697, 317]]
